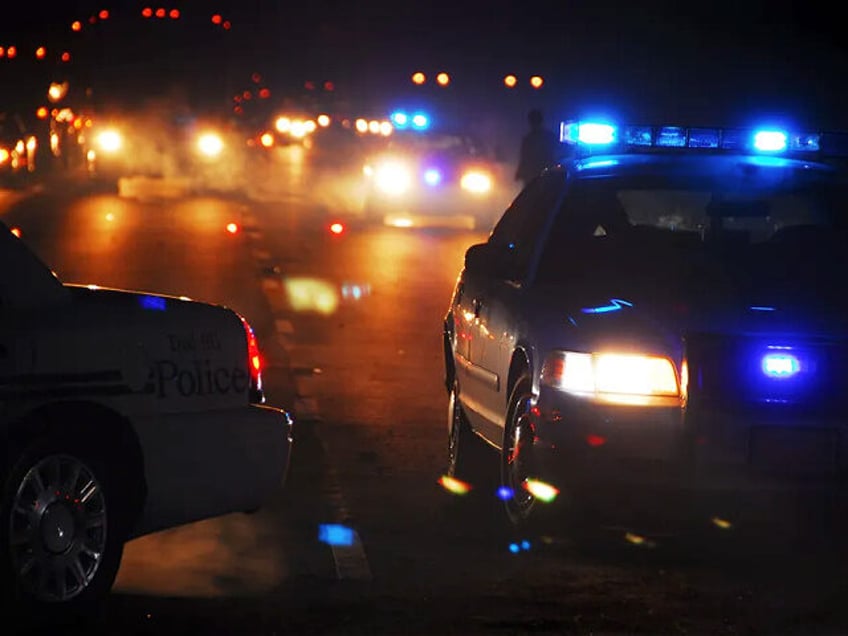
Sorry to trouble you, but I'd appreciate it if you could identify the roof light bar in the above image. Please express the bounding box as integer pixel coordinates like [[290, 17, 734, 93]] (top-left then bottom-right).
[[560, 120, 824, 156]]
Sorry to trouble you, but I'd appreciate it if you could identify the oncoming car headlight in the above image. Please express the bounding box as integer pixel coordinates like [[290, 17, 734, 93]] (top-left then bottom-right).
[[95, 129, 123, 154], [197, 132, 224, 158], [374, 161, 412, 195], [541, 351, 681, 406], [460, 170, 492, 194]]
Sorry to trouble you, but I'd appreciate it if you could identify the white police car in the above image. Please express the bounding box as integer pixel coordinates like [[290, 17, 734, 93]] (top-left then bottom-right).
[[0, 222, 293, 609], [443, 120, 848, 526]]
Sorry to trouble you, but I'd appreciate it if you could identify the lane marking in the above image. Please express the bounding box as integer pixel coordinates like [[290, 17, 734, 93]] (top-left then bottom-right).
[[251, 222, 372, 582]]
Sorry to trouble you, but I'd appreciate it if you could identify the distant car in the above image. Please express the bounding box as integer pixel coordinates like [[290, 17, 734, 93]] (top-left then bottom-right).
[[362, 130, 507, 230], [443, 121, 848, 527], [0, 222, 293, 610], [0, 113, 37, 181]]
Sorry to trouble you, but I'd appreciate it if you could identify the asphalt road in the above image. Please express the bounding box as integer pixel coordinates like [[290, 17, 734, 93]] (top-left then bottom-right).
[[4, 153, 848, 635]]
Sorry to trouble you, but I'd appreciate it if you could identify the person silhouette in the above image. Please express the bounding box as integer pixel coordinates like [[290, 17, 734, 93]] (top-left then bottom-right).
[[514, 109, 560, 188]]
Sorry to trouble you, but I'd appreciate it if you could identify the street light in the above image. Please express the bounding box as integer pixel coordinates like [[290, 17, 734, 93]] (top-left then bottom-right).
[[504, 74, 518, 88], [530, 75, 544, 89], [411, 72, 426, 85], [436, 72, 450, 86]]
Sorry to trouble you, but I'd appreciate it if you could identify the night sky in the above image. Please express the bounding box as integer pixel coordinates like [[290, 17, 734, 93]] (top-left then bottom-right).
[[2, 1, 847, 127]]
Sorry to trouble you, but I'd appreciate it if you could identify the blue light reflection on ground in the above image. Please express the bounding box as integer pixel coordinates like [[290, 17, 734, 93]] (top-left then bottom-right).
[[318, 524, 355, 547]]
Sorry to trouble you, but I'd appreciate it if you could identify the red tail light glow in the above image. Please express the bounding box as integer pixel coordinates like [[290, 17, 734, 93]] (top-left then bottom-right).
[[239, 315, 264, 403]]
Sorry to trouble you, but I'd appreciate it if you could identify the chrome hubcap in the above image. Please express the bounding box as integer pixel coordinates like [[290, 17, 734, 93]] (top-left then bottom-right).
[[9, 455, 107, 602]]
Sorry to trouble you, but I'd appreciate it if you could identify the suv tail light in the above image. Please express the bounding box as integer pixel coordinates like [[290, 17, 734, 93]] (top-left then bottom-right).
[[239, 315, 265, 404]]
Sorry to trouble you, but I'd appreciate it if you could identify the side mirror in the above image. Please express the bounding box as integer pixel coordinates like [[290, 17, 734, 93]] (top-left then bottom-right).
[[464, 242, 513, 279]]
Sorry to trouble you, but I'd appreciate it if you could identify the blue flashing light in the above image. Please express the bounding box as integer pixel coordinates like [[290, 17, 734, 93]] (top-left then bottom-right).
[[423, 168, 442, 186], [140, 295, 166, 311], [750, 305, 777, 312], [579, 123, 616, 145], [580, 298, 633, 314], [391, 111, 409, 128], [411, 113, 429, 129], [761, 348, 801, 379], [753, 130, 788, 152], [497, 486, 514, 501], [318, 524, 355, 546], [561, 121, 617, 145], [509, 543, 521, 554]]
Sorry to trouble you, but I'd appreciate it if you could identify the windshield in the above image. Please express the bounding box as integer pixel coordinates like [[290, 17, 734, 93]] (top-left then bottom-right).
[[537, 166, 848, 284]]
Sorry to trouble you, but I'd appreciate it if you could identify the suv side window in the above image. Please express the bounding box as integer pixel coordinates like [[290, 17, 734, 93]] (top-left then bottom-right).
[[489, 173, 564, 281]]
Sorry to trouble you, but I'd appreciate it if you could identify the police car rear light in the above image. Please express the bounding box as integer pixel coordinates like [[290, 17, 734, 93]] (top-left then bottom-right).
[[239, 315, 265, 403]]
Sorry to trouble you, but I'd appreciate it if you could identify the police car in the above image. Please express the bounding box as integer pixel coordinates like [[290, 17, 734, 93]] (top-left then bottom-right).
[[361, 113, 506, 229], [443, 120, 848, 526], [0, 223, 293, 609]]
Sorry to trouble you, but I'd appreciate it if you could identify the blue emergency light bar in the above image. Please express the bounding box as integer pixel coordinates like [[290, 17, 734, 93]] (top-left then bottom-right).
[[391, 110, 430, 130], [559, 120, 838, 156]]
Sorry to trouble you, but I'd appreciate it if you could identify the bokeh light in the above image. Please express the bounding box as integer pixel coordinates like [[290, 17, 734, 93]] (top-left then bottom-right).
[[226, 222, 240, 234], [522, 479, 559, 503], [530, 75, 544, 89], [438, 475, 471, 495], [504, 74, 517, 88], [436, 72, 450, 86], [411, 71, 426, 85]]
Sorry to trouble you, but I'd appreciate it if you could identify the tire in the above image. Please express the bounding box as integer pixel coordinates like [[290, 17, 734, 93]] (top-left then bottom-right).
[[0, 438, 125, 617], [500, 376, 540, 527], [446, 380, 495, 492]]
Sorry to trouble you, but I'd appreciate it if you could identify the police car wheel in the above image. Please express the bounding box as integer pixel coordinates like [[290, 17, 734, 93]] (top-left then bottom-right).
[[501, 376, 538, 526], [447, 380, 483, 482], [1, 441, 124, 612]]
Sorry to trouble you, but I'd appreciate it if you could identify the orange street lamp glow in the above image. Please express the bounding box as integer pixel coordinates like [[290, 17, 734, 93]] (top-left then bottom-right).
[[260, 132, 274, 148], [35, 46, 46, 59], [36, 107, 48, 120], [504, 74, 517, 88], [530, 75, 544, 89], [71, 20, 82, 31], [61, 51, 71, 62], [411, 71, 426, 85], [6, 46, 16, 59], [436, 72, 450, 86]]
